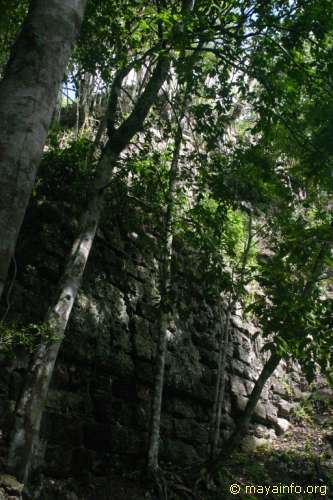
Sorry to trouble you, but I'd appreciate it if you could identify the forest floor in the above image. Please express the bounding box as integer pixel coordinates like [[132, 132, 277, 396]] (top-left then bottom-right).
[[31, 386, 333, 500]]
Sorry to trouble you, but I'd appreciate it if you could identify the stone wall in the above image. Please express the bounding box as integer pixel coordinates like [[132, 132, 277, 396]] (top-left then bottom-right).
[[0, 194, 307, 482]]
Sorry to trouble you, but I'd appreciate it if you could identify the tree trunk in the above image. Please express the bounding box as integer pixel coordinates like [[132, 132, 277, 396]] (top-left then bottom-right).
[[7, 181, 104, 483], [208, 352, 281, 475], [0, 0, 87, 301], [209, 306, 230, 458], [209, 213, 253, 458], [147, 118, 184, 473], [207, 221, 332, 476], [8, 55, 170, 483], [146, 41, 202, 472]]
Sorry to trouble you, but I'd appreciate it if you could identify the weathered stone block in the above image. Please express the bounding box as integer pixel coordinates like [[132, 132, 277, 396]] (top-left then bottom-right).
[[231, 358, 256, 381], [132, 316, 154, 360], [0, 475, 23, 496], [234, 394, 248, 412], [221, 412, 235, 429], [199, 348, 219, 369], [265, 402, 278, 424], [161, 439, 200, 464], [109, 351, 135, 378], [230, 375, 248, 397], [253, 402, 267, 422], [167, 398, 196, 419], [277, 399, 293, 418], [271, 381, 288, 398], [241, 435, 270, 452], [275, 417, 290, 435], [173, 418, 209, 445]]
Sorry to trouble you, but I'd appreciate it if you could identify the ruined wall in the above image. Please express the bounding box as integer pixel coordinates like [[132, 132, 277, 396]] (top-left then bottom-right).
[[0, 194, 307, 483]]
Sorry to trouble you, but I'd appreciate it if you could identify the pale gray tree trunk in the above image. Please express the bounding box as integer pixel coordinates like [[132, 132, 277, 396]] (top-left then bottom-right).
[[147, 116, 184, 473], [209, 213, 253, 458], [8, 55, 170, 483], [0, 0, 87, 301], [147, 43, 202, 471], [209, 305, 230, 458]]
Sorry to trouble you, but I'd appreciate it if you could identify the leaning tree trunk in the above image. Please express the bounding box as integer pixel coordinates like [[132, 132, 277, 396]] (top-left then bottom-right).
[[8, 55, 170, 484], [207, 223, 333, 477], [208, 351, 281, 475], [0, 0, 88, 302]]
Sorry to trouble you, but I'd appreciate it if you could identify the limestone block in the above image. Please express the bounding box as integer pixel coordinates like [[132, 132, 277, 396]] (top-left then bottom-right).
[[221, 429, 232, 441], [110, 351, 135, 378], [223, 396, 232, 415], [271, 381, 288, 398], [235, 342, 253, 365], [293, 386, 305, 401], [244, 379, 255, 395], [254, 424, 269, 438], [46, 390, 84, 414], [254, 425, 276, 440], [193, 383, 215, 405], [190, 330, 219, 351], [231, 315, 245, 331], [231, 375, 248, 397], [243, 321, 259, 336], [0, 475, 23, 496], [161, 438, 200, 464], [231, 358, 256, 380], [241, 435, 270, 453], [168, 399, 196, 419], [199, 347, 219, 369], [260, 385, 269, 401], [111, 324, 132, 353], [132, 316, 153, 360], [265, 403, 278, 424], [126, 278, 144, 304], [253, 402, 267, 422], [277, 399, 293, 418], [267, 428, 277, 440], [235, 394, 248, 412], [173, 418, 209, 444], [201, 366, 217, 386], [221, 412, 235, 429], [275, 417, 290, 435]]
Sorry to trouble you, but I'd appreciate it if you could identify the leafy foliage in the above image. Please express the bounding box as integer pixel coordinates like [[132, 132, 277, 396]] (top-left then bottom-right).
[[0, 0, 28, 71], [0, 321, 59, 355]]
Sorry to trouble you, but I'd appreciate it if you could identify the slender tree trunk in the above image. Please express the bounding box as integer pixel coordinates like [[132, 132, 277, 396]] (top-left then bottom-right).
[[8, 55, 170, 483], [209, 213, 253, 458], [147, 118, 184, 473], [209, 306, 230, 458], [147, 38, 202, 472], [0, 0, 87, 301], [208, 351, 281, 475]]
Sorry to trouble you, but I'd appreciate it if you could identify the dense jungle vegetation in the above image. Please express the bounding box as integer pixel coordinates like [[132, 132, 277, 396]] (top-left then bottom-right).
[[0, 0, 332, 498]]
